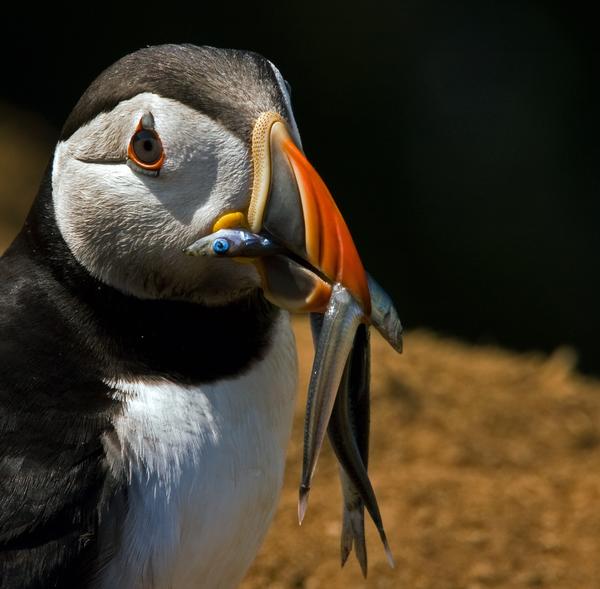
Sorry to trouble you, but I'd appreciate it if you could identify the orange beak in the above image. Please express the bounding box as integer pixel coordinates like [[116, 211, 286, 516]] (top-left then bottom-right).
[[216, 112, 371, 315]]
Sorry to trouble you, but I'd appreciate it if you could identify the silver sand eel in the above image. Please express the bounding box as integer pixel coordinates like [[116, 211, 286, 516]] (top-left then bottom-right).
[[186, 228, 402, 575]]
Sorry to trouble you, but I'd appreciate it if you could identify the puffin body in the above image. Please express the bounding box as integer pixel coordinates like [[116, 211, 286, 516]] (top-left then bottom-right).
[[0, 45, 300, 588], [102, 318, 296, 589]]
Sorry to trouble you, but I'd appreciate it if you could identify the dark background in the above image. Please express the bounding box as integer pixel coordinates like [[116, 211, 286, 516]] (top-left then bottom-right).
[[2, 2, 598, 371]]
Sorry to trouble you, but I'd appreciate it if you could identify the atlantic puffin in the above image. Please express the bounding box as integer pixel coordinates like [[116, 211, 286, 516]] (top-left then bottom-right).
[[0, 44, 395, 588]]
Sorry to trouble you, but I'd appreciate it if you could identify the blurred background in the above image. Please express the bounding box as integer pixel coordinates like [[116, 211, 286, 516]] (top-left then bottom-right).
[[1, 1, 598, 372], [2, 3, 600, 587]]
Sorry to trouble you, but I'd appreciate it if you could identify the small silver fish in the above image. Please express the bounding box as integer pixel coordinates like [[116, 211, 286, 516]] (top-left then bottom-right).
[[312, 316, 395, 576], [186, 227, 401, 573], [185, 228, 284, 258], [367, 275, 403, 353], [187, 230, 404, 351]]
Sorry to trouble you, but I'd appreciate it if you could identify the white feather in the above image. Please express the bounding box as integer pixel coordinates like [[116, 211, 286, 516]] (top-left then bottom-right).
[[52, 93, 260, 304], [98, 314, 297, 589]]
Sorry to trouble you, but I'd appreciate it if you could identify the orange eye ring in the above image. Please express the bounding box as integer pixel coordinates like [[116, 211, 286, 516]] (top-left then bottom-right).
[[127, 116, 165, 172]]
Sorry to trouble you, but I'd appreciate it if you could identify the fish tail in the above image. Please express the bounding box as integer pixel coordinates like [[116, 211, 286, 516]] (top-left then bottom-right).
[[351, 505, 368, 578], [377, 524, 396, 569], [342, 502, 367, 577], [340, 505, 353, 567]]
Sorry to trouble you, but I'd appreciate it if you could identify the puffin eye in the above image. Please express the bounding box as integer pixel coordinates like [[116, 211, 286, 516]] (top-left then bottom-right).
[[131, 129, 163, 165], [127, 115, 164, 175]]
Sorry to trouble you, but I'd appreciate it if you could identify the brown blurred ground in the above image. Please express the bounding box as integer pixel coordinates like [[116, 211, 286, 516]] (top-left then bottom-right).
[[243, 321, 600, 588], [3, 106, 600, 588], [0, 103, 54, 251]]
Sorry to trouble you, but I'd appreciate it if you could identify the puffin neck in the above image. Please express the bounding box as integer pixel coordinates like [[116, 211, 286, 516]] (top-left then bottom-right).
[[17, 168, 280, 385]]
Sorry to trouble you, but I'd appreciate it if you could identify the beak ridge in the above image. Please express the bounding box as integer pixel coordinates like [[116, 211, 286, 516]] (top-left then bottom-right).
[[247, 112, 371, 315]]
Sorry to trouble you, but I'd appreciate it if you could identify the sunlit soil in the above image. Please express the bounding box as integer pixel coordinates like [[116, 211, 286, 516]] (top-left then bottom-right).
[[242, 318, 600, 589]]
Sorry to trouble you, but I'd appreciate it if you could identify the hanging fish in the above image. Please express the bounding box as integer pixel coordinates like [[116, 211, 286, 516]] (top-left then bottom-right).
[[186, 227, 401, 574], [186, 111, 402, 575]]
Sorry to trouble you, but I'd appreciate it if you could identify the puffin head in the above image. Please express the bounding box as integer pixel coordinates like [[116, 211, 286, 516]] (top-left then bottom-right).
[[52, 44, 368, 310]]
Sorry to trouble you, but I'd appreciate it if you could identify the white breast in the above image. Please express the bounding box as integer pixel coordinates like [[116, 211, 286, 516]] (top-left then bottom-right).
[[98, 314, 297, 589]]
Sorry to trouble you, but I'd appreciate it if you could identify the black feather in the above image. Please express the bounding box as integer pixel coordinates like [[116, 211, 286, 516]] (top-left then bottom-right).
[[0, 167, 278, 586]]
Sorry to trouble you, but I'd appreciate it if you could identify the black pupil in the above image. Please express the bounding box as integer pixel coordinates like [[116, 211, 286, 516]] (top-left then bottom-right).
[[133, 129, 161, 164]]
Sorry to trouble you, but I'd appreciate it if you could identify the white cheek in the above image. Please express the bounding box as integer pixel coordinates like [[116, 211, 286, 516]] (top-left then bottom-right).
[[54, 152, 163, 256], [52, 95, 257, 301], [156, 118, 251, 232]]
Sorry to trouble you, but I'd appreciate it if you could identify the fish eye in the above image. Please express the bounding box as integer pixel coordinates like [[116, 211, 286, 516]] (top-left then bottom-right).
[[213, 238, 230, 254], [127, 114, 164, 174]]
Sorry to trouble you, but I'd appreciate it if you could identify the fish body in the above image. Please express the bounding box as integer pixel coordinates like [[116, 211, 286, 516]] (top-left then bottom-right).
[[185, 228, 284, 258], [367, 275, 403, 352], [187, 225, 401, 572], [311, 315, 394, 576], [188, 229, 403, 350]]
